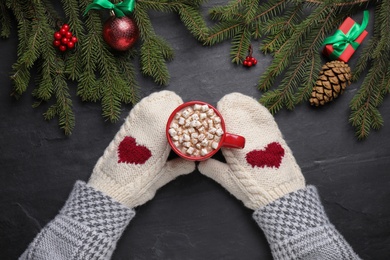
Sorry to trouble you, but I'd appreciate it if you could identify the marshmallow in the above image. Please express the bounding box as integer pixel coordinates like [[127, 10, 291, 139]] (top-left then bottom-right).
[[183, 134, 190, 141], [206, 109, 214, 116], [193, 104, 201, 111], [192, 114, 199, 121], [213, 117, 221, 124], [178, 117, 185, 125], [216, 128, 224, 136], [171, 123, 179, 129], [209, 127, 216, 134], [201, 105, 209, 112], [186, 147, 194, 155], [182, 109, 191, 118], [168, 128, 177, 137]]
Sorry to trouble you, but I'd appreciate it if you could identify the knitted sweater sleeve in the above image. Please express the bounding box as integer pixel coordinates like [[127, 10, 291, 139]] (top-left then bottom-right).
[[19, 181, 135, 260], [253, 185, 361, 260]]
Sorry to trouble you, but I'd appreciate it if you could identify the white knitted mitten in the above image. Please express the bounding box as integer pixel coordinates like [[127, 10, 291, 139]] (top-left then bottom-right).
[[198, 93, 305, 209], [88, 91, 195, 208]]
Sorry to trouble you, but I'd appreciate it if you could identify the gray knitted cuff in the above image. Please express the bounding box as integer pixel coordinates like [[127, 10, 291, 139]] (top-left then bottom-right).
[[61, 181, 135, 241], [253, 186, 360, 260], [21, 181, 135, 260]]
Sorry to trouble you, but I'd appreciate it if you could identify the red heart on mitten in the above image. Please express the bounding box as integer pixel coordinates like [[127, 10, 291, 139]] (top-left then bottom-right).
[[246, 142, 285, 169], [118, 136, 152, 164]]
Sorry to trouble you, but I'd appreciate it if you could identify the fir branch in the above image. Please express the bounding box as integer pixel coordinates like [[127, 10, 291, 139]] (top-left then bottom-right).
[[117, 52, 139, 104], [134, 2, 171, 85], [10, 64, 30, 98], [62, 0, 85, 81], [252, 0, 287, 24], [8, 0, 33, 96], [349, 0, 390, 138], [243, 0, 260, 24], [208, 0, 245, 22], [352, 37, 377, 81], [260, 4, 303, 53], [98, 47, 133, 121], [258, 4, 338, 91], [136, 0, 181, 12], [372, 0, 390, 58], [230, 26, 251, 63], [177, 5, 209, 41], [0, 1, 11, 38], [304, 0, 370, 6], [140, 37, 170, 85], [41, 0, 62, 27], [349, 56, 388, 139], [294, 51, 321, 103], [76, 0, 101, 102], [204, 20, 243, 45], [134, 1, 159, 41], [51, 60, 75, 135], [153, 35, 175, 61], [260, 50, 315, 113]]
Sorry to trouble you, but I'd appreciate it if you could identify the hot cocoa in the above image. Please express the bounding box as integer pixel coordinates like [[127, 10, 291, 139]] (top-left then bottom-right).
[[168, 103, 224, 157]]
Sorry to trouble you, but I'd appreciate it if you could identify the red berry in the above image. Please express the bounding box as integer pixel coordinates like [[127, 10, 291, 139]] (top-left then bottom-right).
[[251, 57, 256, 62], [67, 41, 75, 49], [71, 36, 78, 43], [54, 32, 62, 40], [61, 37, 68, 44], [65, 31, 72, 39], [247, 61, 253, 67], [60, 28, 67, 35], [253, 59, 257, 65], [59, 45, 67, 52], [53, 40, 61, 47], [243, 60, 248, 66], [61, 24, 70, 31]]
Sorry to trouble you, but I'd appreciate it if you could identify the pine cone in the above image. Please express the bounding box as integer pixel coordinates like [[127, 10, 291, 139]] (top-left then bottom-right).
[[309, 60, 352, 106]]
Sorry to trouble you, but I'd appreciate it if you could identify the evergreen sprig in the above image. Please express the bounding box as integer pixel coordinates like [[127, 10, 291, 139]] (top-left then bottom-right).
[[1, 0, 208, 134], [204, 0, 387, 139], [349, 0, 390, 139]]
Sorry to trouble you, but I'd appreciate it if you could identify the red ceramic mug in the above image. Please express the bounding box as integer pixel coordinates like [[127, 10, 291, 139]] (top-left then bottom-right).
[[166, 101, 245, 161]]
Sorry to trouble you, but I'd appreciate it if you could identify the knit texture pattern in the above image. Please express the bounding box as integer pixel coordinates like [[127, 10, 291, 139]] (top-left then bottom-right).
[[88, 90, 195, 208], [253, 186, 361, 260], [20, 181, 135, 260], [198, 93, 305, 209]]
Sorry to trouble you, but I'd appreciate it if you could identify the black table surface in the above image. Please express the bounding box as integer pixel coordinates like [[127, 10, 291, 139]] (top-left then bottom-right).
[[1, 4, 389, 260]]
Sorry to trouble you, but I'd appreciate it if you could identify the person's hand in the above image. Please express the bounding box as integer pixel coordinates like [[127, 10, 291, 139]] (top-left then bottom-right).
[[198, 93, 305, 210], [88, 91, 195, 208]]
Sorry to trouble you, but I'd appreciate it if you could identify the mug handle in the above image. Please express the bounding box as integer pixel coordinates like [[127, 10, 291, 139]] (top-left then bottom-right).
[[222, 133, 245, 149]]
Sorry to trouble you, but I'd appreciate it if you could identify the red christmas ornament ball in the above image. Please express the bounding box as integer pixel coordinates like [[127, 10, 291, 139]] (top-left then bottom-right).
[[103, 16, 139, 51]]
